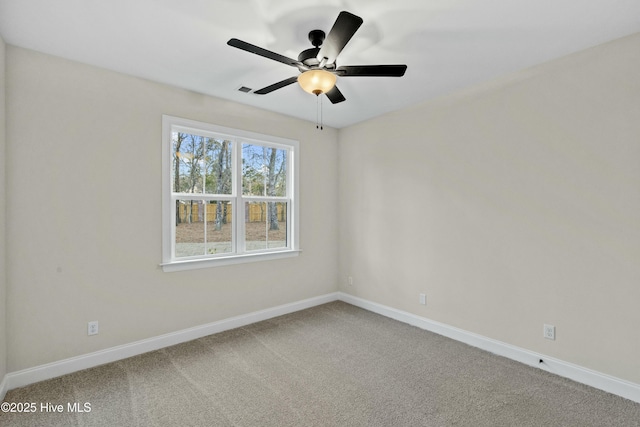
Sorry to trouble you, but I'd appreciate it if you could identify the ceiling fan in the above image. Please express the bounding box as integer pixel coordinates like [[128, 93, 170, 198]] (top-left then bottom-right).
[[227, 11, 407, 104]]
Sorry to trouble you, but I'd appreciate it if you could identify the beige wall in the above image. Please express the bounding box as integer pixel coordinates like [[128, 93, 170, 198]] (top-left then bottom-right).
[[4, 31, 640, 388], [338, 33, 640, 384], [5, 46, 338, 371], [0, 35, 7, 383]]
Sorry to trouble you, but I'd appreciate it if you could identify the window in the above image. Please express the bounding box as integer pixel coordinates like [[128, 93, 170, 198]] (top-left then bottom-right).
[[161, 115, 299, 271]]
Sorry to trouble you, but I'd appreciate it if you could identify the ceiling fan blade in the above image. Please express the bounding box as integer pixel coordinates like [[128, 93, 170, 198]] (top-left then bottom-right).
[[227, 38, 302, 68], [253, 76, 299, 95], [325, 86, 346, 104], [317, 11, 363, 65], [335, 65, 407, 77]]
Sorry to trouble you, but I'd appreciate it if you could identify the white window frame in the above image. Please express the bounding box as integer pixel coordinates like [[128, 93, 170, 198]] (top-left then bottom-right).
[[161, 115, 300, 272]]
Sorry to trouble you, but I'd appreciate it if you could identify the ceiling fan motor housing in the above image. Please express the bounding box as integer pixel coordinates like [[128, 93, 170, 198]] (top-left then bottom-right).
[[298, 47, 321, 67], [299, 30, 333, 69]]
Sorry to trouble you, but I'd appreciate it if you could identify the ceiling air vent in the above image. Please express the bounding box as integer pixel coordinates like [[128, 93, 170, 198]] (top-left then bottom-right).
[[237, 86, 252, 93]]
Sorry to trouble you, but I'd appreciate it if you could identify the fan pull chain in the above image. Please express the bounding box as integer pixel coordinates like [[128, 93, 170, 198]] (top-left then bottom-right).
[[320, 94, 324, 130], [315, 94, 324, 130]]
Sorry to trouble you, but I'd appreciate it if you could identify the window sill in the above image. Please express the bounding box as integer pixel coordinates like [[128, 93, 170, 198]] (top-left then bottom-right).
[[160, 249, 301, 272]]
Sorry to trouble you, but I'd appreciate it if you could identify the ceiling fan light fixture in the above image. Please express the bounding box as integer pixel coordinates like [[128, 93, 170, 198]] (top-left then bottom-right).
[[298, 69, 336, 95]]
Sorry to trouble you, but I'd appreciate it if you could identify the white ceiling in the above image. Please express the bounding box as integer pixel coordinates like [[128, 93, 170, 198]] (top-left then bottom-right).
[[1, 0, 639, 128]]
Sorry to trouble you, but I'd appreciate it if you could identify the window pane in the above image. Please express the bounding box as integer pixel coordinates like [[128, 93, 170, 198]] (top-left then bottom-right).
[[175, 200, 233, 257], [242, 144, 287, 196], [175, 199, 205, 257], [204, 139, 232, 195], [267, 202, 287, 249], [205, 200, 233, 255], [173, 132, 204, 193], [245, 201, 287, 251]]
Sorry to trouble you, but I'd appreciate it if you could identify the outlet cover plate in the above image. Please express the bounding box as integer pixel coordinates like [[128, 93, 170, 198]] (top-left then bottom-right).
[[543, 324, 555, 340], [88, 321, 99, 336]]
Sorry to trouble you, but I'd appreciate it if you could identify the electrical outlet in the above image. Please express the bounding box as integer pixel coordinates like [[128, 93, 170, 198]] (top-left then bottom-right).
[[419, 293, 426, 305], [543, 324, 555, 340], [348, 276, 353, 286], [88, 321, 99, 336]]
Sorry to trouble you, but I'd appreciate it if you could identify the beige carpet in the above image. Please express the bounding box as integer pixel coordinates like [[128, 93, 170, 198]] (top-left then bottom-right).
[[2, 301, 639, 426]]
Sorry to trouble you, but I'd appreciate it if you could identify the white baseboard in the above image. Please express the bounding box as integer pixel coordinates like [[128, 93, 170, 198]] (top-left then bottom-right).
[[0, 374, 8, 402], [3, 292, 339, 394], [3, 291, 639, 405], [337, 292, 640, 404]]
